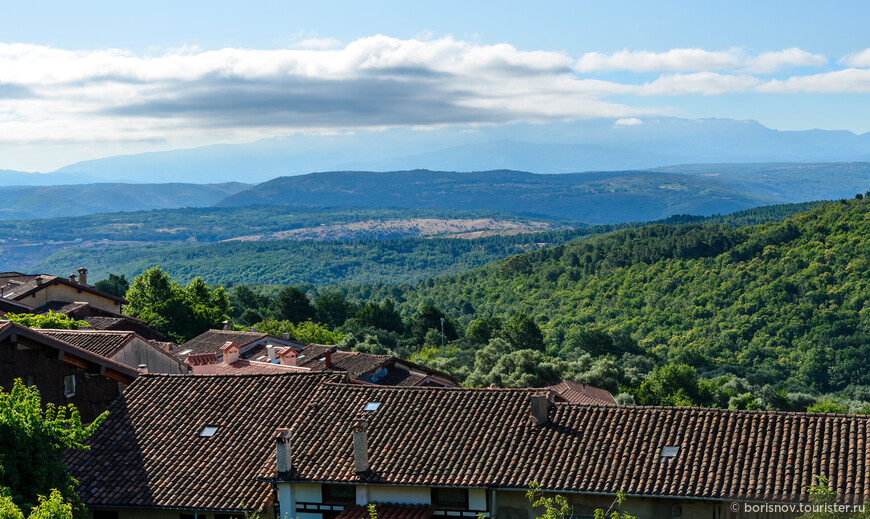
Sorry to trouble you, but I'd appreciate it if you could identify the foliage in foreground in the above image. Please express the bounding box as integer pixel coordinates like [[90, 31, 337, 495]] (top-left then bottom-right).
[[527, 482, 635, 519], [0, 379, 104, 517]]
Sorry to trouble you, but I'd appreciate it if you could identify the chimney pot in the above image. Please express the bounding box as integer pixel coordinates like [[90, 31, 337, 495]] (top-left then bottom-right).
[[279, 348, 298, 366], [220, 341, 239, 365], [282, 332, 290, 340], [267, 345, 277, 362], [324, 350, 333, 367], [76, 267, 87, 285], [351, 420, 370, 473], [223, 323, 231, 331], [531, 393, 549, 425], [275, 428, 293, 473], [138, 364, 148, 374], [68, 274, 77, 283], [250, 327, 257, 332]]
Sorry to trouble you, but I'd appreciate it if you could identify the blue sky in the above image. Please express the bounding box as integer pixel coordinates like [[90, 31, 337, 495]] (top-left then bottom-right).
[[1, 1, 869, 171]]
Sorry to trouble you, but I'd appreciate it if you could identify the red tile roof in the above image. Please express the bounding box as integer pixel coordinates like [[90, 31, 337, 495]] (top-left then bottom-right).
[[545, 380, 617, 406], [0, 272, 127, 304], [66, 373, 870, 512], [39, 329, 135, 358], [192, 359, 311, 375], [336, 503, 434, 519]]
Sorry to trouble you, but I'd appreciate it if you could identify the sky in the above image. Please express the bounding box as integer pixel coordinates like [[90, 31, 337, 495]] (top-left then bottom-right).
[[1, 0, 869, 172]]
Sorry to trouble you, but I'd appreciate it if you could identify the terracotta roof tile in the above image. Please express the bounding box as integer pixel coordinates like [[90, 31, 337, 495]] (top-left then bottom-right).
[[545, 380, 617, 406], [66, 374, 870, 511], [178, 330, 270, 357], [39, 329, 134, 358]]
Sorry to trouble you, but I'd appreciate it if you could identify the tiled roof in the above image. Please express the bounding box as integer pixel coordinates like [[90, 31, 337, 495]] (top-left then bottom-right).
[[545, 380, 617, 406], [39, 329, 134, 358], [0, 297, 32, 314], [336, 503, 434, 519], [297, 344, 458, 386], [34, 301, 91, 316], [177, 330, 270, 357], [0, 272, 127, 304], [193, 359, 311, 375], [66, 373, 870, 512]]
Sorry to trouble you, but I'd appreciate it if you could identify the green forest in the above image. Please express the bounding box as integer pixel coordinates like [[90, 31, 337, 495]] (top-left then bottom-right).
[[105, 197, 870, 413]]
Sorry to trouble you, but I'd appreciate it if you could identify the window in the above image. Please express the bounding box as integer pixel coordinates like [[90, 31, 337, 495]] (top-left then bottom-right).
[[432, 488, 468, 510], [93, 512, 119, 519], [63, 375, 75, 397], [322, 484, 355, 505], [364, 402, 381, 411], [179, 514, 195, 519], [179, 349, 193, 355], [661, 446, 679, 460], [200, 426, 219, 437], [25, 374, 36, 387]]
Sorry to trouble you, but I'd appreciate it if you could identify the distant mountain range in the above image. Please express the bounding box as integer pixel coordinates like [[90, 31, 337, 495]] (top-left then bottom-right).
[[0, 182, 251, 220], [2, 117, 869, 185]]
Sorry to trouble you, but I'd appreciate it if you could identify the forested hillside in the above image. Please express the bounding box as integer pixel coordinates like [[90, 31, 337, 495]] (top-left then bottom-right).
[[337, 197, 870, 395]]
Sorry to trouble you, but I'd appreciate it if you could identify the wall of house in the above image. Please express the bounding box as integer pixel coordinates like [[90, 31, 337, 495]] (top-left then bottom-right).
[[21, 282, 122, 313], [493, 489, 723, 519], [112, 337, 186, 374], [0, 336, 122, 423]]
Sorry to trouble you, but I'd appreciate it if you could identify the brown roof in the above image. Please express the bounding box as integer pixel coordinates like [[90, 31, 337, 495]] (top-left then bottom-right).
[[297, 344, 458, 386], [66, 373, 870, 512], [38, 329, 135, 358], [0, 272, 128, 305], [192, 358, 311, 375], [545, 380, 617, 406], [177, 330, 274, 357], [336, 503, 434, 519], [0, 297, 32, 314]]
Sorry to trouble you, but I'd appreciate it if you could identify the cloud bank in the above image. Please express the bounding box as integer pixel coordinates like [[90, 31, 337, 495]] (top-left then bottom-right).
[[0, 37, 865, 146]]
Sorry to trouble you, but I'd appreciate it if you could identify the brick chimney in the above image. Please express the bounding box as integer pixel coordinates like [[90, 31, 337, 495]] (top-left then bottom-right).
[[220, 341, 240, 365], [351, 421, 369, 473], [324, 350, 333, 367], [531, 393, 549, 425], [275, 428, 292, 473], [76, 267, 88, 285], [278, 348, 298, 366]]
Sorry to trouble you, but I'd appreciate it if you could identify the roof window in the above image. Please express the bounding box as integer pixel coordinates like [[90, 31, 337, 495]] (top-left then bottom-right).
[[364, 402, 381, 411], [179, 349, 193, 355], [661, 446, 679, 460], [200, 426, 219, 437]]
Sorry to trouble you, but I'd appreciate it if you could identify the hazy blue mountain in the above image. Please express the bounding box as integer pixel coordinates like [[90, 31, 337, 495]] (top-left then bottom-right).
[[215, 169, 768, 224], [0, 169, 103, 186], [43, 117, 870, 184], [0, 182, 251, 220]]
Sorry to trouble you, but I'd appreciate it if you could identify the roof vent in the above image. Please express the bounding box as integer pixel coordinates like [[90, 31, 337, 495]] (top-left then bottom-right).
[[200, 426, 218, 437], [530, 393, 549, 425]]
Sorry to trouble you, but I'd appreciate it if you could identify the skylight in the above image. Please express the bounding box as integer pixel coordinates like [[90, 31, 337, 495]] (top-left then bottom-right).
[[662, 446, 679, 459], [364, 402, 381, 411], [179, 349, 193, 355], [200, 426, 218, 437]]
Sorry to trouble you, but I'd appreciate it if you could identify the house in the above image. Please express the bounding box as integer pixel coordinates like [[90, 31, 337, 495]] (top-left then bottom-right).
[[37, 329, 187, 375], [0, 269, 127, 314], [0, 296, 32, 315], [174, 329, 306, 361], [291, 344, 460, 387], [33, 300, 166, 341], [0, 320, 139, 423], [187, 342, 309, 375], [543, 380, 617, 405], [66, 372, 870, 519]]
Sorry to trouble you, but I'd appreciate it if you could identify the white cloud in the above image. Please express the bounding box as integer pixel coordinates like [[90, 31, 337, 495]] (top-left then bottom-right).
[[615, 118, 643, 126], [841, 48, 870, 68], [638, 72, 761, 95], [758, 68, 870, 94], [290, 38, 343, 50], [574, 47, 827, 73]]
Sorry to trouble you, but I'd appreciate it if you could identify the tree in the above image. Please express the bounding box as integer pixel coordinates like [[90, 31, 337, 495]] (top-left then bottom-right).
[[313, 292, 356, 329], [93, 274, 129, 298], [125, 267, 229, 342], [409, 305, 457, 345], [229, 285, 271, 324], [465, 317, 502, 345], [349, 300, 404, 334], [634, 363, 719, 407], [250, 319, 344, 345], [527, 482, 635, 519], [271, 286, 314, 323], [0, 380, 104, 517], [500, 312, 545, 352]]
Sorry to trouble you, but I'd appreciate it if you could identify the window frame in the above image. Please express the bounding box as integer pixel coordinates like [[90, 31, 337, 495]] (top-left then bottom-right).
[[431, 487, 469, 510]]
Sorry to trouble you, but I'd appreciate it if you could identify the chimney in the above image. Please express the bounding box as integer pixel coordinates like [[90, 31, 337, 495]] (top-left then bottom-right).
[[220, 341, 240, 365], [223, 320, 231, 331], [35, 277, 43, 286], [278, 348, 298, 367], [324, 350, 332, 367], [282, 332, 290, 340], [531, 393, 549, 425], [138, 363, 148, 374], [267, 345, 277, 362], [250, 327, 257, 332], [76, 267, 87, 285], [275, 428, 292, 473], [351, 421, 370, 473], [68, 274, 77, 283]]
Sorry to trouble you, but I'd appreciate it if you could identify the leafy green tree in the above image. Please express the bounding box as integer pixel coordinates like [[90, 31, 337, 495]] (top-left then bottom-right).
[[313, 292, 356, 329], [4, 312, 86, 330], [526, 482, 635, 519], [634, 363, 719, 407], [465, 317, 502, 345], [125, 267, 229, 342], [0, 380, 104, 517], [486, 349, 562, 388], [229, 285, 271, 324], [807, 400, 849, 414], [271, 286, 314, 323], [409, 305, 457, 345], [251, 319, 344, 345], [349, 299, 404, 334], [500, 312, 545, 352], [93, 274, 129, 298]]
